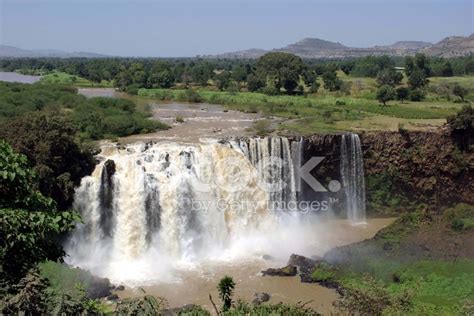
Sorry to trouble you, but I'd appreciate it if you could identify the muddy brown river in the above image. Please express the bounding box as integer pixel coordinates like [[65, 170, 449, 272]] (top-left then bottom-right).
[[76, 88, 394, 314], [113, 218, 394, 314], [78, 88, 261, 143]]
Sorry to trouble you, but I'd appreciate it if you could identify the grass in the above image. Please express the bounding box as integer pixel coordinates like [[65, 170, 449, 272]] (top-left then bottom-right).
[[137, 87, 462, 134], [334, 259, 474, 315], [38, 261, 100, 298], [40, 71, 113, 87], [318, 210, 474, 314]]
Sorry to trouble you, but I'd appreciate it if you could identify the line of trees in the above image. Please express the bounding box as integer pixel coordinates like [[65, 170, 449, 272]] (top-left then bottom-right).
[[1, 54, 473, 95]]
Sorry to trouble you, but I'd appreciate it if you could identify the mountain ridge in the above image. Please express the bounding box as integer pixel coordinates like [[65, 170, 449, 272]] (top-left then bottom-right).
[[0, 45, 108, 58], [215, 34, 473, 59]]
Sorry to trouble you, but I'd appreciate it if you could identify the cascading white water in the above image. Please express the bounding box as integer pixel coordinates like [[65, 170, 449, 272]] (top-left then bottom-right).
[[340, 133, 367, 224], [66, 137, 301, 283], [66, 135, 368, 284]]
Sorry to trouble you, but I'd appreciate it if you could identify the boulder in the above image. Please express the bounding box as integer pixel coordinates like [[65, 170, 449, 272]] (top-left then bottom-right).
[[252, 292, 271, 305], [86, 275, 113, 299], [288, 254, 317, 270], [261, 254, 275, 261], [107, 294, 119, 301], [262, 264, 297, 276], [116, 285, 125, 291]]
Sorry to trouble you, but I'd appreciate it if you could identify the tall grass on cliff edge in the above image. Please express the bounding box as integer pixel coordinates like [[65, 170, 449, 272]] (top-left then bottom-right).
[[138, 88, 459, 120]]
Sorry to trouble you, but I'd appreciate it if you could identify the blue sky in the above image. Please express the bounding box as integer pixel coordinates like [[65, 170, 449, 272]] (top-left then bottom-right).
[[0, 0, 472, 57]]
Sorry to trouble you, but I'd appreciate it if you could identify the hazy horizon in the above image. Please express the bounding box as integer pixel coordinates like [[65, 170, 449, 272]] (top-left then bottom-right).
[[1, 0, 473, 57]]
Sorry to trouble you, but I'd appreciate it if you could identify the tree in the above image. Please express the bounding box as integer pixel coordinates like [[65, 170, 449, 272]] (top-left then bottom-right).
[[442, 61, 454, 77], [0, 112, 96, 210], [215, 71, 231, 91], [376, 68, 403, 87], [405, 54, 431, 96], [376, 85, 395, 106], [231, 65, 248, 83], [217, 275, 235, 312], [405, 54, 431, 77], [147, 70, 174, 89], [409, 89, 426, 101], [407, 68, 429, 90], [256, 52, 305, 94], [452, 84, 468, 102], [322, 70, 343, 91], [447, 105, 473, 150], [0, 141, 80, 285], [191, 62, 214, 86], [396, 87, 410, 103], [247, 74, 265, 92], [309, 78, 320, 94]]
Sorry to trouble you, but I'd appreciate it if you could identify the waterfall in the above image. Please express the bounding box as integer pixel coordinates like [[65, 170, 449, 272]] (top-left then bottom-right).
[[340, 133, 367, 223], [66, 135, 368, 283], [66, 137, 303, 282], [236, 137, 298, 208]]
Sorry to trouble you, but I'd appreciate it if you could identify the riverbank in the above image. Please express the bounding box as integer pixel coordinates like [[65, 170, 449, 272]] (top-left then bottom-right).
[[115, 218, 395, 313], [307, 208, 474, 314], [137, 88, 461, 134]]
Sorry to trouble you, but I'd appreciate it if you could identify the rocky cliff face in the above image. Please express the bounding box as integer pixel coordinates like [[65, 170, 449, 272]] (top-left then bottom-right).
[[300, 129, 473, 215], [360, 130, 473, 212]]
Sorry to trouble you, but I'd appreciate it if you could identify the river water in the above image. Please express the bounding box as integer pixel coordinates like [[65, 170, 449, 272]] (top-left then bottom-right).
[[0, 84, 392, 313], [0, 71, 42, 83], [77, 88, 260, 143], [116, 218, 394, 313]]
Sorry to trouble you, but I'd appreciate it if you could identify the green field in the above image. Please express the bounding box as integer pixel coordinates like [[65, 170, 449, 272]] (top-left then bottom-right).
[[40, 71, 113, 87], [137, 87, 464, 134]]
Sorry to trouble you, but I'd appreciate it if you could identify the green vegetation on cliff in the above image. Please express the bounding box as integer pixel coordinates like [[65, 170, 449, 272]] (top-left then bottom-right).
[[0, 81, 169, 139], [315, 209, 474, 315]]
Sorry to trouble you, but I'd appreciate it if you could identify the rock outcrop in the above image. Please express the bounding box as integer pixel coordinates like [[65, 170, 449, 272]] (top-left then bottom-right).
[[262, 265, 297, 277]]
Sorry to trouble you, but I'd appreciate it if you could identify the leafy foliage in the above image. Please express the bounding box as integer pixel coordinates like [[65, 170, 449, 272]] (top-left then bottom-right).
[[444, 203, 474, 231], [0, 81, 169, 141], [335, 276, 413, 315], [256, 52, 305, 94], [1, 269, 104, 315], [0, 141, 79, 285], [115, 294, 166, 315], [376, 85, 396, 106], [0, 112, 96, 209], [222, 300, 321, 316], [217, 275, 236, 312]]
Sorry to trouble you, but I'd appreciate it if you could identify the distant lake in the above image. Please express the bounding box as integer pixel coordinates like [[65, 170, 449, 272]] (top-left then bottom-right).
[[0, 72, 42, 84]]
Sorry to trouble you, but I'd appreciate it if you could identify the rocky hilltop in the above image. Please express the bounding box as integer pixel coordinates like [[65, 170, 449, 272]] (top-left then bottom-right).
[[215, 34, 473, 59], [0, 45, 108, 58], [421, 34, 474, 57]]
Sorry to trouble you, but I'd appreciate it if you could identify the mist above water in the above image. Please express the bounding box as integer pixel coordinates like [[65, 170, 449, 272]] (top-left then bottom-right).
[[65, 136, 366, 285]]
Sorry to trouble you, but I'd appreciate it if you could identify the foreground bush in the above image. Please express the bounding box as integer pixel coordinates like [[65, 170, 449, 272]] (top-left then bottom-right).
[[0, 141, 79, 285]]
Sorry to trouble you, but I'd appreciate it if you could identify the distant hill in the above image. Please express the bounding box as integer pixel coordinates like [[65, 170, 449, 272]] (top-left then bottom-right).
[[421, 34, 474, 57], [0, 45, 108, 58], [217, 48, 268, 59], [213, 35, 473, 59], [385, 41, 432, 50]]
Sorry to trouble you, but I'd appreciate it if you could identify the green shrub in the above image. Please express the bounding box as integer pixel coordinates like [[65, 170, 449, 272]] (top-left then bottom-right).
[[252, 119, 273, 136], [217, 276, 235, 312], [261, 85, 279, 96], [444, 203, 474, 231], [311, 263, 336, 282], [409, 89, 426, 101], [115, 295, 166, 315], [184, 89, 202, 103]]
